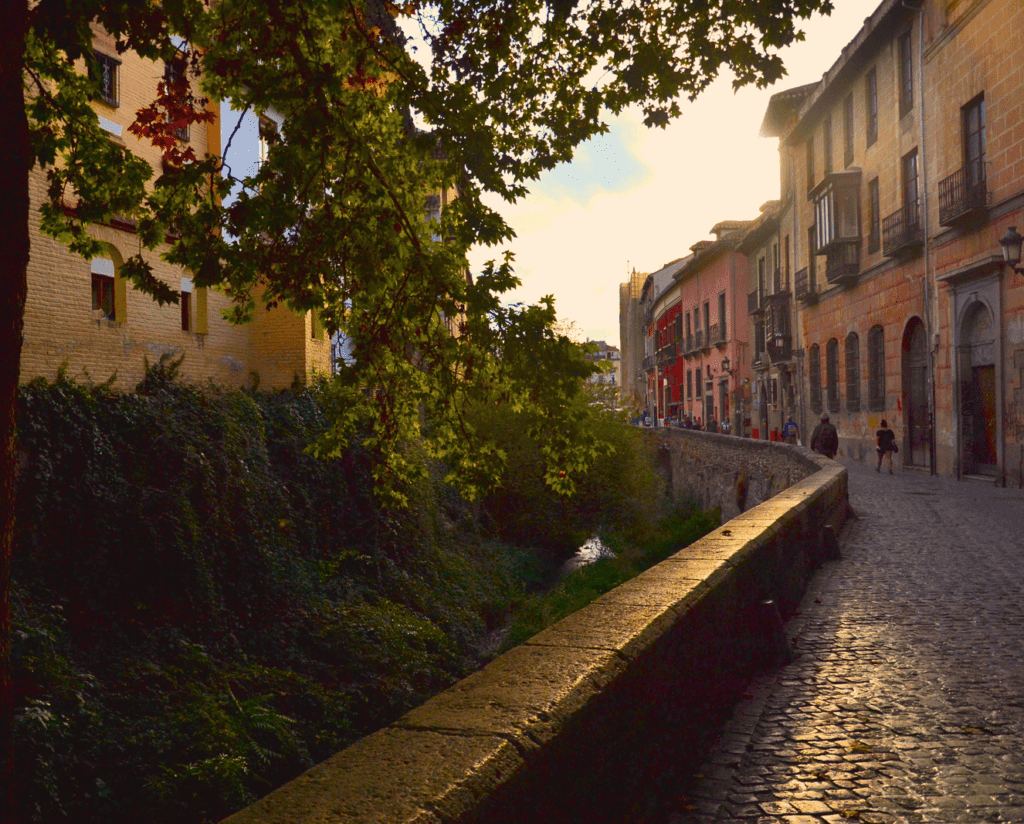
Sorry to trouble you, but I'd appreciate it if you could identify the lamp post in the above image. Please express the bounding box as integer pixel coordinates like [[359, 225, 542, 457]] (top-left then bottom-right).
[[1000, 226, 1023, 274]]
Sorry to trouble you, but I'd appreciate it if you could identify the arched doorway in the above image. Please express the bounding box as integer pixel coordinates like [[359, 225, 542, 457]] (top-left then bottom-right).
[[959, 301, 997, 475], [901, 318, 929, 468]]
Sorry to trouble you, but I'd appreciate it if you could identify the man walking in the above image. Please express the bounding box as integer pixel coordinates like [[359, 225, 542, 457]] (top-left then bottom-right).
[[810, 412, 838, 459]]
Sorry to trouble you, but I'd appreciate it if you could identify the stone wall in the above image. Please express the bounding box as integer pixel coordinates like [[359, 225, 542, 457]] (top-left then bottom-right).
[[652, 428, 828, 523], [223, 437, 849, 824]]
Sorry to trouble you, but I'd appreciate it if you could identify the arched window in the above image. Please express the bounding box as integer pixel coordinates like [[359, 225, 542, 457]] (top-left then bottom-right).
[[868, 325, 885, 410], [809, 344, 822, 413], [845, 332, 860, 411], [826, 338, 840, 412]]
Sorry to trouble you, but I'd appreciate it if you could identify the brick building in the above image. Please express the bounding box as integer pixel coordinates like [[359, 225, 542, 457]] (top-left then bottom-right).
[[759, 0, 1024, 483], [20, 28, 332, 391]]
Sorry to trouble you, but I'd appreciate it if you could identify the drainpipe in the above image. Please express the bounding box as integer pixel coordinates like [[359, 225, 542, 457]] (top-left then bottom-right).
[[913, 3, 937, 475]]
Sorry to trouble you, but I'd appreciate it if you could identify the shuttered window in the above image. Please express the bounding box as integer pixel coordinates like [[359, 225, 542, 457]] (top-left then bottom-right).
[[809, 344, 822, 413]]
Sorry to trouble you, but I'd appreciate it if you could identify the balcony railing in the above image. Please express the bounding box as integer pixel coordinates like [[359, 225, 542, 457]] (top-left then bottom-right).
[[938, 165, 988, 227], [825, 241, 860, 284], [708, 323, 721, 346], [794, 267, 816, 303], [882, 202, 924, 257], [747, 290, 762, 316], [641, 355, 653, 371], [694, 329, 705, 351]]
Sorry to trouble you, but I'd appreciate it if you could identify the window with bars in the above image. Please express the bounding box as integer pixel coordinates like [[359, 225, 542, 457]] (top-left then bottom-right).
[[843, 93, 854, 168], [868, 324, 885, 410], [867, 177, 880, 253], [903, 149, 920, 223], [845, 332, 860, 411], [809, 344, 822, 413], [898, 30, 913, 117], [90, 51, 120, 107], [826, 338, 840, 412], [865, 68, 878, 147]]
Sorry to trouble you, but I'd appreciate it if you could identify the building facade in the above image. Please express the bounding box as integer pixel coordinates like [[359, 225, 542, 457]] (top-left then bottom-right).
[[20, 27, 333, 391], [759, 0, 1024, 483]]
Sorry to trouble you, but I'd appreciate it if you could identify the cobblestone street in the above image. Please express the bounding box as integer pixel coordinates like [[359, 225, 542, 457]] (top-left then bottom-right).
[[663, 461, 1024, 824]]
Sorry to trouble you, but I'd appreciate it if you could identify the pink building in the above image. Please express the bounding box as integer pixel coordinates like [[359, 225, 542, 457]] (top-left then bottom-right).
[[648, 221, 753, 430]]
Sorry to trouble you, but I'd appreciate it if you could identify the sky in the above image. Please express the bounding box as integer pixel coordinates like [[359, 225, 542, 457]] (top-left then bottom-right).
[[464, 1, 875, 347]]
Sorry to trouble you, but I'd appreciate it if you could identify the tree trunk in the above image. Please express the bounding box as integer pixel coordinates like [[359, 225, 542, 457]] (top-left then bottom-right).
[[0, 0, 31, 815]]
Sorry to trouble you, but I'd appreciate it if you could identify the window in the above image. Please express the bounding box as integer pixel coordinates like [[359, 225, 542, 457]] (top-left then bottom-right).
[[703, 301, 710, 342], [826, 338, 840, 412], [772, 243, 780, 291], [845, 332, 860, 411], [685, 312, 691, 342], [806, 136, 815, 192], [89, 51, 120, 107], [809, 344, 822, 413], [180, 291, 191, 331], [813, 169, 861, 252], [843, 93, 854, 168], [718, 292, 727, 341], [868, 325, 885, 410], [865, 68, 878, 147], [687, 370, 693, 399], [92, 274, 115, 320], [91, 257, 117, 321], [823, 115, 833, 176], [695, 368, 702, 398], [164, 55, 190, 140], [867, 177, 880, 253], [898, 30, 913, 117], [963, 94, 986, 189], [902, 149, 920, 224]]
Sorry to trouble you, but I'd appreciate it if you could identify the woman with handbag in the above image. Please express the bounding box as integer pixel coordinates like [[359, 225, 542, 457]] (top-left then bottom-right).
[[876, 419, 897, 474]]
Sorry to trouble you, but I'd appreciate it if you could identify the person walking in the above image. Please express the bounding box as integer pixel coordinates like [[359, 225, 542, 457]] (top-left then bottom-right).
[[783, 416, 800, 445], [810, 412, 838, 459], [876, 418, 897, 474]]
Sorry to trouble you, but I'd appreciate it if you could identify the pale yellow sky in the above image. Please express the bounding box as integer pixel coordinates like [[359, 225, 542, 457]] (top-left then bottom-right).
[[466, 1, 877, 347]]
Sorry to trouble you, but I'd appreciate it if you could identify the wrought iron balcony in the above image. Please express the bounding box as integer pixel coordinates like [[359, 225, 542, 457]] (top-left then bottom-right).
[[882, 202, 924, 257], [825, 241, 860, 284], [694, 329, 705, 351], [794, 267, 816, 303], [938, 165, 988, 227], [748, 290, 762, 316], [641, 355, 653, 371]]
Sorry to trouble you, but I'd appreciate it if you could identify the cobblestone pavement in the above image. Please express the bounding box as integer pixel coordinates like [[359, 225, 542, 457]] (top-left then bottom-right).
[[662, 461, 1024, 824]]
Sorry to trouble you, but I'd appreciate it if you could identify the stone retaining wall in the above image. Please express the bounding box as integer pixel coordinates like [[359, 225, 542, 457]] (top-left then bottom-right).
[[223, 438, 849, 824]]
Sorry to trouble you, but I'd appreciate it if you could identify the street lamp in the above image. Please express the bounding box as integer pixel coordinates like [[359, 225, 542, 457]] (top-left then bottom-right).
[[1000, 226, 1023, 273], [722, 356, 731, 374]]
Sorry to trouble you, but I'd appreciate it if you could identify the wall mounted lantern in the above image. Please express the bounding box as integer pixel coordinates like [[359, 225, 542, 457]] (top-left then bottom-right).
[[721, 356, 732, 375], [1000, 226, 1023, 273]]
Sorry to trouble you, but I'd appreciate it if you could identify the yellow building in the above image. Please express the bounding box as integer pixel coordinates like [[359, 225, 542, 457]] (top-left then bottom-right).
[[20, 27, 331, 390]]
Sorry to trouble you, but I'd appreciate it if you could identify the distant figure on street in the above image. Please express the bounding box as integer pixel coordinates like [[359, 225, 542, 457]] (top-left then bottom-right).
[[721, 419, 731, 435], [876, 418, 897, 474], [810, 412, 838, 459], [783, 416, 800, 445], [706, 418, 718, 433], [694, 417, 703, 431]]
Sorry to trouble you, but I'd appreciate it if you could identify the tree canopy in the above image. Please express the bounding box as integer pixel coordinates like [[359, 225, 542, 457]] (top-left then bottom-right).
[[22, 0, 833, 501], [2, 0, 832, 803]]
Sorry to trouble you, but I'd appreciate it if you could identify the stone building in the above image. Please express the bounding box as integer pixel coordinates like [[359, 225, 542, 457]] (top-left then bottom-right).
[[759, 0, 1024, 483], [618, 267, 647, 408], [20, 27, 333, 391]]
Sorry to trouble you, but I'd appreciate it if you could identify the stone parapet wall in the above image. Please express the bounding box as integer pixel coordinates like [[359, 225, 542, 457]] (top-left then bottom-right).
[[654, 428, 826, 523], [223, 438, 848, 824]]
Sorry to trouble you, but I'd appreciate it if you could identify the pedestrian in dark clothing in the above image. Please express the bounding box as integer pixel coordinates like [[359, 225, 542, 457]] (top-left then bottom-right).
[[876, 418, 897, 474], [706, 418, 718, 433], [810, 412, 839, 459]]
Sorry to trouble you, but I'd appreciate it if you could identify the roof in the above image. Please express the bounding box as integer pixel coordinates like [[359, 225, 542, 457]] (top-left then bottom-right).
[[759, 82, 817, 138]]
